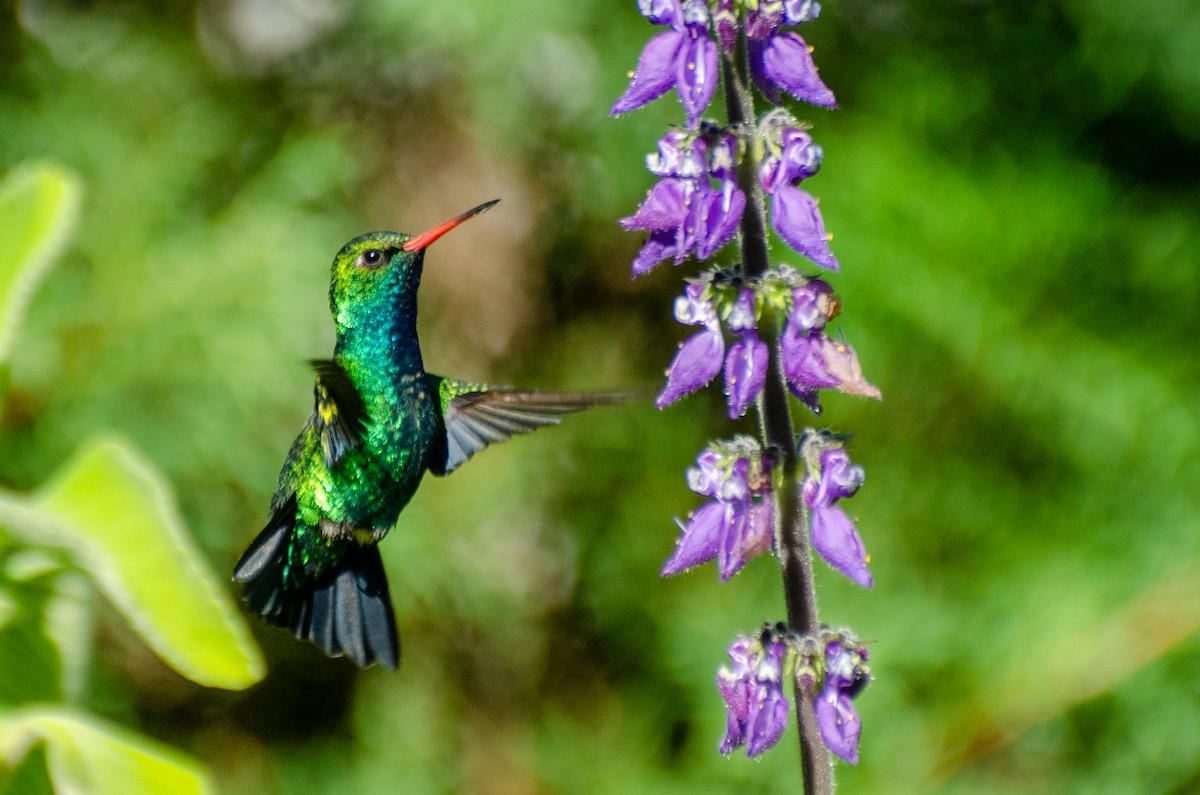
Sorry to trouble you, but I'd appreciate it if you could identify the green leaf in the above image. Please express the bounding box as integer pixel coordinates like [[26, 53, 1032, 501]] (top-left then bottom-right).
[[0, 706, 213, 795], [0, 163, 80, 367], [0, 436, 264, 689], [0, 576, 62, 708]]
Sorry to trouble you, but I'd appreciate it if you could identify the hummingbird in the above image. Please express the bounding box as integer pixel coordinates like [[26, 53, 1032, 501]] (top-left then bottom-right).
[[234, 200, 621, 669]]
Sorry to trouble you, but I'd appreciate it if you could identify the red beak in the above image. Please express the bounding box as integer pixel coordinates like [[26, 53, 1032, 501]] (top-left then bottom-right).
[[401, 199, 500, 252]]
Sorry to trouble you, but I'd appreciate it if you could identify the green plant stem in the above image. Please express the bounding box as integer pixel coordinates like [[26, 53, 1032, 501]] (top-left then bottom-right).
[[721, 33, 834, 795]]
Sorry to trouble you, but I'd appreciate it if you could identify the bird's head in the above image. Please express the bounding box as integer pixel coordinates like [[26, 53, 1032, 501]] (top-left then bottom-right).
[[329, 200, 499, 332]]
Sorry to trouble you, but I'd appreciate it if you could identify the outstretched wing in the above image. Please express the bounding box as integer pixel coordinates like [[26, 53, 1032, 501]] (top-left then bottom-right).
[[309, 359, 370, 468], [426, 375, 627, 476]]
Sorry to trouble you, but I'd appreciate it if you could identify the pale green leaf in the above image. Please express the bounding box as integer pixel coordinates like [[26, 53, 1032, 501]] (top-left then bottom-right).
[[0, 706, 213, 795], [13, 435, 265, 689], [0, 163, 80, 366]]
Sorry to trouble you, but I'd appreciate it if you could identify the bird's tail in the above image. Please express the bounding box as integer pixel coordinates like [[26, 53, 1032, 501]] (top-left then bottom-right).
[[233, 497, 400, 669]]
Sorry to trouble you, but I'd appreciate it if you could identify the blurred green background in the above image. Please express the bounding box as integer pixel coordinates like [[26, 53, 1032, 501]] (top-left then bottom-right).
[[2, 0, 1200, 792]]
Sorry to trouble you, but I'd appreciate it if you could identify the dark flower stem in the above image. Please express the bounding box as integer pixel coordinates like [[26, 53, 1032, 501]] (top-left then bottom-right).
[[721, 30, 834, 795]]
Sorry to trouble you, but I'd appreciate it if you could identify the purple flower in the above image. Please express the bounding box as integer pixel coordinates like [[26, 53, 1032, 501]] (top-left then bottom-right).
[[773, 186, 837, 270], [760, 128, 825, 190], [663, 437, 774, 581], [657, 278, 773, 412], [745, 1, 836, 108], [623, 132, 745, 275], [777, 280, 880, 412], [647, 129, 708, 178], [657, 283, 725, 407], [760, 128, 838, 270], [803, 448, 872, 587], [718, 636, 755, 753], [723, 288, 768, 418], [719, 633, 790, 757], [611, 0, 719, 128], [788, 279, 836, 332], [814, 640, 869, 764]]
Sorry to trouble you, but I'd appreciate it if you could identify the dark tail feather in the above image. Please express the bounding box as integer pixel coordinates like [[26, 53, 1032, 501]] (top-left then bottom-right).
[[233, 499, 400, 670]]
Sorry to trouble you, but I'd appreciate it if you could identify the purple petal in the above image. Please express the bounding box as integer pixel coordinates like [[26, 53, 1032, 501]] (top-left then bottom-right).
[[780, 328, 839, 392], [619, 178, 692, 232], [708, 133, 739, 181], [802, 472, 820, 510], [697, 181, 745, 259], [788, 280, 834, 332], [718, 642, 754, 754], [823, 642, 856, 691], [662, 500, 726, 575], [759, 152, 783, 195], [673, 281, 719, 329], [747, 41, 781, 104], [725, 288, 758, 333], [747, 681, 790, 757], [761, 32, 837, 108], [611, 30, 685, 116], [720, 709, 746, 754], [818, 336, 882, 400], [715, 503, 749, 581], [723, 332, 768, 419], [724, 289, 753, 333], [738, 499, 774, 559], [719, 456, 750, 502], [676, 32, 719, 127], [648, 131, 706, 178], [745, 3, 783, 40], [720, 636, 755, 697], [815, 689, 861, 764], [784, 0, 822, 25], [638, 0, 680, 26], [656, 327, 725, 408], [759, 638, 787, 681], [778, 128, 823, 183], [685, 448, 724, 498], [631, 229, 679, 276], [791, 385, 823, 414], [678, 182, 713, 260], [811, 505, 873, 588], [815, 448, 864, 504], [771, 185, 839, 271]]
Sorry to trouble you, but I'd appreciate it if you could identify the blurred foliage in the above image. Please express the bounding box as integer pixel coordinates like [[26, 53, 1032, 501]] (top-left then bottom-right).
[[0, 162, 260, 793], [0, 707, 211, 795], [0, 0, 1198, 793]]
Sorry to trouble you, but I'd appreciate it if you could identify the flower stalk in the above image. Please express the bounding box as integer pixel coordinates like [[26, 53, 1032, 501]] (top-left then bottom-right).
[[725, 28, 832, 791], [610, 2, 878, 790]]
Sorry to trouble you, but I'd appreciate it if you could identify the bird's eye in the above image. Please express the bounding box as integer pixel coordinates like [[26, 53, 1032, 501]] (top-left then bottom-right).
[[358, 248, 385, 269]]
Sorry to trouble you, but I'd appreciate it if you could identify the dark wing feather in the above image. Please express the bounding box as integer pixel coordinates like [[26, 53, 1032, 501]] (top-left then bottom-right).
[[309, 359, 370, 468], [426, 375, 628, 476], [234, 495, 399, 670]]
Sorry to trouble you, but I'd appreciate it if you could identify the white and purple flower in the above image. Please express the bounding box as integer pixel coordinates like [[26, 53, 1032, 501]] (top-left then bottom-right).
[[662, 437, 774, 581], [814, 640, 870, 764], [803, 445, 872, 588], [760, 127, 838, 271], [621, 131, 746, 276], [779, 278, 881, 412], [656, 279, 768, 419], [610, 0, 720, 128], [746, 0, 837, 108], [718, 632, 790, 757]]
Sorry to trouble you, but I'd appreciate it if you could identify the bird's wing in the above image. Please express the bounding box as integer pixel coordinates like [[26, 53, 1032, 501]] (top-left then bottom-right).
[[425, 375, 627, 476], [309, 359, 370, 468]]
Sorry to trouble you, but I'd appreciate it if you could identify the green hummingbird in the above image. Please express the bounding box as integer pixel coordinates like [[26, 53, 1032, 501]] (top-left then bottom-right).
[[234, 200, 621, 669]]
